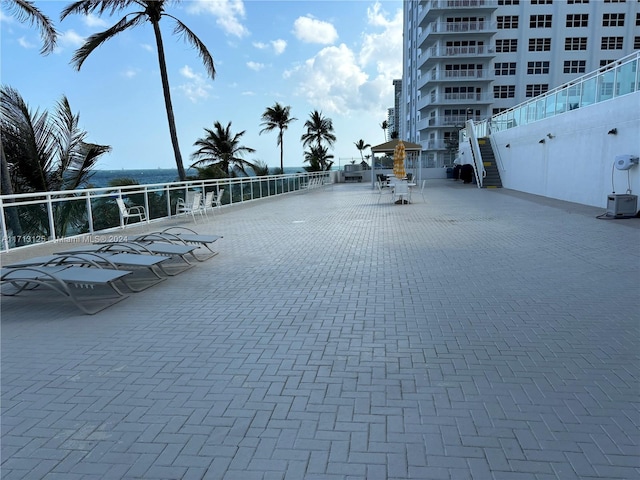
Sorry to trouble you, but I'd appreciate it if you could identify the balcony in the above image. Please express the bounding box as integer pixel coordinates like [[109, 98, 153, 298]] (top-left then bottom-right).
[[418, 0, 498, 28]]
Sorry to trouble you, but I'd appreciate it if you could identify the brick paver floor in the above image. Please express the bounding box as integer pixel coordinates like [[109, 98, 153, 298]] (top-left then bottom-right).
[[2, 180, 639, 479]]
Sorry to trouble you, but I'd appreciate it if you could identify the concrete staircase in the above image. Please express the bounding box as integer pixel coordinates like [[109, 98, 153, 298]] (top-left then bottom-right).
[[477, 138, 502, 188]]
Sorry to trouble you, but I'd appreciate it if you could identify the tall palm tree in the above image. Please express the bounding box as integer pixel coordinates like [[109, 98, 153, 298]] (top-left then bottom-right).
[[190, 121, 256, 177], [380, 120, 389, 141], [1, 86, 111, 238], [60, 0, 216, 181], [303, 144, 334, 172], [301, 110, 336, 152], [259, 102, 297, 173], [354, 139, 371, 162]]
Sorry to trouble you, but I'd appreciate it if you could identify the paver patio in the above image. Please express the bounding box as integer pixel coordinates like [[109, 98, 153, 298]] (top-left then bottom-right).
[[2, 180, 639, 479]]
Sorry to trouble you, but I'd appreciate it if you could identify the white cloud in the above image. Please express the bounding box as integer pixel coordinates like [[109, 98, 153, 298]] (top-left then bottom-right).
[[83, 13, 108, 29], [187, 0, 249, 38], [253, 39, 286, 55], [140, 43, 153, 52], [271, 39, 287, 55], [292, 16, 338, 44], [178, 65, 213, 103], [246, 61, 265, 71], [122, 68, 139, 79], [18, 36, 35, 49], [54, 29, 85, 53], [285, 3, 402, 117]]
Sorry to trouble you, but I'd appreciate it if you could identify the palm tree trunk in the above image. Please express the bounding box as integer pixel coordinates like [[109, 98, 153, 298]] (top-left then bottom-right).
[[279, 130, 284, 172], [152, 20, 187, 181], [0, 141, 24, 245]]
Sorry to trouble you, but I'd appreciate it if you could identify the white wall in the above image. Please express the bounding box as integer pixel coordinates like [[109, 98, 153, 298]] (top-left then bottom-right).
[[487, 92, 640, 209]]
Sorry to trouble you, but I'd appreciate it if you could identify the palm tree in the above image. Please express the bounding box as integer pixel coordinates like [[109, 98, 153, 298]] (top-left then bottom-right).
[[2, 1, 59, 241], [380, 120, 389, 141], [60, 0, 216, 181], [354, 139, 371, 162], [1, 86, 111, 238], [303, 144, 334, 172], [190, 121, 256, 177], [4, 0, 58, 54], [259, 102, 297, 173], [301, 110, 336, 152]]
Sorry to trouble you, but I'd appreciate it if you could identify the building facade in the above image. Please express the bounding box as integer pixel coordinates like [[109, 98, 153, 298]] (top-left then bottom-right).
[[402, 0, 640, 168]]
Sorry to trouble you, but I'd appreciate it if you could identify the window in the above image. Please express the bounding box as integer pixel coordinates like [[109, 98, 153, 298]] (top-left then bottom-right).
[[497, 16, 519, 28], [530, 15, 552, 28], [566, 14, 588, 27], [635, 36, 640, 49], [495, 62, 516, 75], [603, 0, 625, 3], [498, 0, 519, 4], [492, 107, 508, 116], [601, 36, 624, 49], [529, 38, 551, 51], [496, 39, 518, 52], [603, 13, 625, 27], [568, 0, 589, 3], [527, 61, 549, 74], [531, 0, 553, 3], [493, 85, 515, 98], [637, 13, 640, 26], [600, 59, 616, 67], [525, 84, 549, 97], [565, 37, 588, 50], [563, 60, 586, 74]]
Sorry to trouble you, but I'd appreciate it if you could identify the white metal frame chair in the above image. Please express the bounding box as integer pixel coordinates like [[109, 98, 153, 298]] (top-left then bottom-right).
[[116, 197, 147, 226], [213, 188, 225, 209], [376, 181, 393, 204], [393, 181, 410, 204], [419, 179, 427, 201], [176, 192, 204, 222]]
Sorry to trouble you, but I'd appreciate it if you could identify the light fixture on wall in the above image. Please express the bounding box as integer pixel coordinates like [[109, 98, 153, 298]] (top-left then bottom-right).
[[547, 133, 555, 139], [505, 144, 511, 148], [608, 128, 618, 135], [539, 138, 546, 144]]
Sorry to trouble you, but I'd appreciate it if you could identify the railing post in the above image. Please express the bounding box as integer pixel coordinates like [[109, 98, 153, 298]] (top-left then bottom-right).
[[86, 191, 94, 234], [47, 194, 56, 241], [0, 197, 9, 251]]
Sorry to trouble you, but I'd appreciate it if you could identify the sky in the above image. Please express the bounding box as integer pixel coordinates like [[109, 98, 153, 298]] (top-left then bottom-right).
[[1, 0, 403, 171]]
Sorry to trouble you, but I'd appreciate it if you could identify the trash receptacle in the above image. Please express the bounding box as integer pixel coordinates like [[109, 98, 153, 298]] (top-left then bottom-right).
[[446, 167, 453, 178]]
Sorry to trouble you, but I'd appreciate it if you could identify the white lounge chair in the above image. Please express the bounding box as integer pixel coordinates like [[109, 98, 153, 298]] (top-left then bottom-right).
[[116, 197, 147, 226], [130, 227, 222, 261]]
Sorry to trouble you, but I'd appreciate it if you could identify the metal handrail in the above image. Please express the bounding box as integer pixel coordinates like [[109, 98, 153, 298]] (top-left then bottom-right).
[[0, 172, 331, 252]]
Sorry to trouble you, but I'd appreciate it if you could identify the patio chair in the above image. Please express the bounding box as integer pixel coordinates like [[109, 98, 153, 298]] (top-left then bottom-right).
[[213, 188, 225, 209], [393, 181, 410, 204], [1, 265, 131, 314], [419, 179, 427, 201], [116, 197, 147, 226], [376, 181, 393, 204], [176, 192, 204, 222], [202, 191, 215, 218]]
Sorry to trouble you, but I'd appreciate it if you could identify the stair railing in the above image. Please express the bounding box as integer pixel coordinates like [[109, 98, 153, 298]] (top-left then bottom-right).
[[464, 120, 485, 188]]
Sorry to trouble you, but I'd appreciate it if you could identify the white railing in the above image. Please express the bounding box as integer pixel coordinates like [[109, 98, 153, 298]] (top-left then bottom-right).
[[0, 172, 331, 252]]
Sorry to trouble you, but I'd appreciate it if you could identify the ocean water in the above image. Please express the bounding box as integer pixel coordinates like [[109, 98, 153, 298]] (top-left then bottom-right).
[[87, 167, 308, 188]]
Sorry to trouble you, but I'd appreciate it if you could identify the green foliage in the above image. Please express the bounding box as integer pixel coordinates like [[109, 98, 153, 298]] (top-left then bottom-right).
[[191, 121, 256, 177]]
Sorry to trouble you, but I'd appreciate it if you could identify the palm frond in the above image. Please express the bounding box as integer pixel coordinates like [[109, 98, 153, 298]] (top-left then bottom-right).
[[169, 15, 216, 79], [70, 13, 146, 70], [8, 0, 58, 54], [60, 0, 137, 19]]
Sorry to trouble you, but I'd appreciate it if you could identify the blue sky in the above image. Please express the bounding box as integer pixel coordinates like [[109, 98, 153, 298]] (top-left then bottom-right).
[[1, 0, 402, 170]]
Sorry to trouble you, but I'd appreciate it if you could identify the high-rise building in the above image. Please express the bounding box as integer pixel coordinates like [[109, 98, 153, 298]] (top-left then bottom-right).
[[402, 0, 640, 168]]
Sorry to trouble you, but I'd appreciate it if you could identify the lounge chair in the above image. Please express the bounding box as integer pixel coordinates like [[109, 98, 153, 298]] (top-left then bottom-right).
[[1, 265, 131, 314], [62, 241, 198, 275], [8, 252, 168, 292], [130, 227, 221, 261], [116, 197, 147, 226]]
